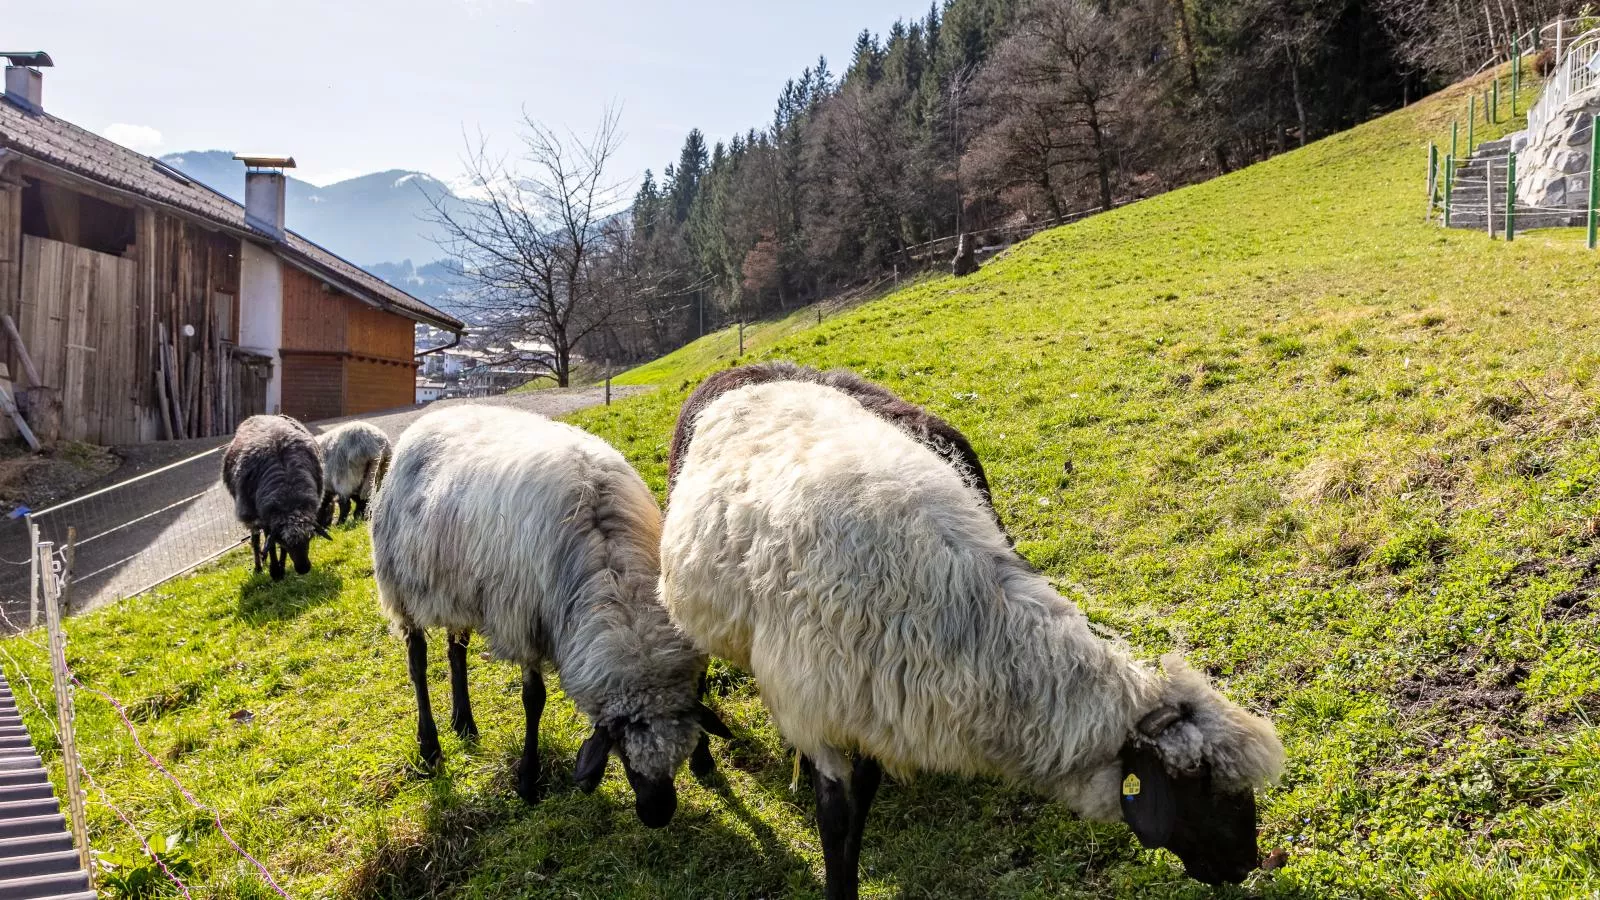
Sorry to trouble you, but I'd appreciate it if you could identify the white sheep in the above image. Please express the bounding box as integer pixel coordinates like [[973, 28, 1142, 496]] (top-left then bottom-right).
[[370, 405, 729, 828], [316, 421, 392, 525], [660, 380, 1285, 897]]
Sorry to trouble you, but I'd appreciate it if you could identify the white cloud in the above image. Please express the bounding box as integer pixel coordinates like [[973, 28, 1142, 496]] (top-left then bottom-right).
[[102, 123, 163, 153]]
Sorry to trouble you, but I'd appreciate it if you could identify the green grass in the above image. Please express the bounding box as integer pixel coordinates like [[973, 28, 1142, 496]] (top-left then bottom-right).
[[608, 303, 838, 388], [9, 64, 1600, 897]]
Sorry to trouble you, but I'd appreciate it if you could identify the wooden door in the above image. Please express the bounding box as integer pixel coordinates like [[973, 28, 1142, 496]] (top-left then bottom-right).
[[17, 235, 139, 444]]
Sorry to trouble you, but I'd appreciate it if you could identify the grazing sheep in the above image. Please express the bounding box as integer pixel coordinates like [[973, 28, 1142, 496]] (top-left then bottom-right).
[[370, 405, 730, 828], [222, 414, 328, 581], [316, 421, 392, 525], [668, 361, 997, 516], [661, 381, 1285, 897]]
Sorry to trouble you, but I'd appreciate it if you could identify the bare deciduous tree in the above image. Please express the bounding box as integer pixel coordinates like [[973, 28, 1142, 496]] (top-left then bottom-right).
[[430, 108, 632, 387]]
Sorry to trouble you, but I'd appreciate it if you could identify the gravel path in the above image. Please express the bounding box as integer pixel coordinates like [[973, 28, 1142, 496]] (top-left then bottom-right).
[[0, 386, 649, 628]]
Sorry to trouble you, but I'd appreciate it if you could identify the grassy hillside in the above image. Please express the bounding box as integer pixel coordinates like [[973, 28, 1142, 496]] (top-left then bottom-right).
[[8, 65, 1600, 898]]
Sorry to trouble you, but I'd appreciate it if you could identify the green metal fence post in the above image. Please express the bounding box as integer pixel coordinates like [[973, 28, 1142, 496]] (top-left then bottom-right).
[[1589, 114, 1599, 249], [1469, 97, 1476, 152], [1445, 153, 1455, 227], [1506, 151, 1516, 241], [1451, 120, 1459, 165]]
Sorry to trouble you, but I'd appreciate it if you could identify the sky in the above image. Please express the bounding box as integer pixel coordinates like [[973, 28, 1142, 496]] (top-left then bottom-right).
[[8, 0, 925, 189]]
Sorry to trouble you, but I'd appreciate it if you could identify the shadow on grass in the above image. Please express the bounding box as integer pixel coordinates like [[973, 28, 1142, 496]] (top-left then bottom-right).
[[344, 750, 814, 900], [236, 567, 344, 623]]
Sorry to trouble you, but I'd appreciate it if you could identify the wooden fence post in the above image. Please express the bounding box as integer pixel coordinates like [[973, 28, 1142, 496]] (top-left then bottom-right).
[[1506, 151, 1516, 241], [1589, 113, 1598, 250], [1444, 154, 1455, 227], [39, 534, 91, 884], [1487, 159, 1496, 238]]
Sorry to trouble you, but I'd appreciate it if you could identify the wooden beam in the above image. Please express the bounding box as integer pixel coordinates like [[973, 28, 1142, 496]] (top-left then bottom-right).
[[0, 382, 40, 451]]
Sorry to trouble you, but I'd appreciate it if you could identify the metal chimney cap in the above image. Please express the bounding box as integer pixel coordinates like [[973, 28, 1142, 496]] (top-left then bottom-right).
[[233, 154, 296, 170], [1, 52, 54, 68]]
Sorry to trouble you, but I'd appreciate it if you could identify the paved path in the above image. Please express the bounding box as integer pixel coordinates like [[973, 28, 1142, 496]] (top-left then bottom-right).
[[0, 385, 647, 626]]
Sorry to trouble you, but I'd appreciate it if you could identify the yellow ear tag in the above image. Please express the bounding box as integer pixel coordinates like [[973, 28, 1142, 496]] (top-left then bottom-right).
[[1122, 774, 1141, 796]]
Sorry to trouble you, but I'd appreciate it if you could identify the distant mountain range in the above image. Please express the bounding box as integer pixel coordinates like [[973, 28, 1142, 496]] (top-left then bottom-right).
[[158, 150, 474, 310]]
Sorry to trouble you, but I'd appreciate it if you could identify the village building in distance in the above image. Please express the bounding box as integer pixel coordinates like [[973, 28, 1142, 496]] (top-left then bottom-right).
[[0, 53, 464, 444]]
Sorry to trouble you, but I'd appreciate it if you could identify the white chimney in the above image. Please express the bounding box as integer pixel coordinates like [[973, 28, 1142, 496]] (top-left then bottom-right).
[[1, 52, 54, 114], [233, 154, 296, 240]]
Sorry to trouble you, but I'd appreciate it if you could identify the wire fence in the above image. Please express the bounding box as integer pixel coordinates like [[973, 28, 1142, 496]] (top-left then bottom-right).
[[0, 538, 288, 897], [2, 446, 246, 626], [1425, 26, 1600, 246]]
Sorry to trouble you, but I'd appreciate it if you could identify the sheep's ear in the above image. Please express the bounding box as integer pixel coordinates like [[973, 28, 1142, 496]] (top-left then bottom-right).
[[1137, 705, 1184, 738], [574, 728, 612, 793], [315, 524, 333, 541], [694, 702, 732, 739], [1120, 745, 1177, 849]]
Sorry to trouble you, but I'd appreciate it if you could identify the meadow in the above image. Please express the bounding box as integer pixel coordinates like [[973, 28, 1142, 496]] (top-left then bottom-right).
[[5, 66, 1599, 898]]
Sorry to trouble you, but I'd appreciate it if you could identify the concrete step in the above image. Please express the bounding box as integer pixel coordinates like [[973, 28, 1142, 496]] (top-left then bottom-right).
[[0, 835, 70, 858], [0, 759, 42, 774], [0, 771, 46, 789], [0, 817, 65, 843], [0, 869, 91, 899], [0, 788, 52, 806], [0, 850, 84, 881], [0, 802, 60, 823]]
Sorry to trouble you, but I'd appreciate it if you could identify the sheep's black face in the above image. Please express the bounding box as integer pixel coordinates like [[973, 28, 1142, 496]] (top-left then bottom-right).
[[1120, 744, 1259, 885], [621, 757, 678, 829], [287, 540, 312, 575]]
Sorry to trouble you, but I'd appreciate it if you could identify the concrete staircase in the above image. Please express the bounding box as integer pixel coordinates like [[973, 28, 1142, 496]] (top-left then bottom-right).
[[0, 674, 92, 900], [1447, 137, 1586, 230]]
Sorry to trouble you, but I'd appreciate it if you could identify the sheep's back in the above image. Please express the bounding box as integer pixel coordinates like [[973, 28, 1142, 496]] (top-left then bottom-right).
[[320, 422, 392, 498], [668, 363, 993, 509], [371, 405, 662, 666], [661, 381, 1016, 776], [224, 415, 323, 523]]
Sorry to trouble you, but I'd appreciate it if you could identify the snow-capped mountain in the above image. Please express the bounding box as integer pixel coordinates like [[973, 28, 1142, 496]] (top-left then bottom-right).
[[158, 151, 476, 302]]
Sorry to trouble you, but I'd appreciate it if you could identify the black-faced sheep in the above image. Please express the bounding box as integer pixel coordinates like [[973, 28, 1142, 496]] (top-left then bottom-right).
[[660, 380, 1285, 898], [369, 405, 729, 828], [222, 414, 328, 581], [315, 421, 392, 525]]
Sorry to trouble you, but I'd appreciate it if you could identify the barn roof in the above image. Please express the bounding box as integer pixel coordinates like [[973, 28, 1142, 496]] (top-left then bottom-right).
[[0, 96, 464, 333]]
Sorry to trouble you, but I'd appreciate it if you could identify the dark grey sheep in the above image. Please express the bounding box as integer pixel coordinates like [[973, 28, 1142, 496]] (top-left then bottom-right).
[[222, 414, 329, 580]]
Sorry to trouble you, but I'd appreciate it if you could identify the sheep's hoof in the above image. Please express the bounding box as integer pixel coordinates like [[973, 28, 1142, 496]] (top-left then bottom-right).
[[689, 736, 716, 779], [512, 758, 544, 804], [451, 716, 479, 743], [419, 740, 444, 771]]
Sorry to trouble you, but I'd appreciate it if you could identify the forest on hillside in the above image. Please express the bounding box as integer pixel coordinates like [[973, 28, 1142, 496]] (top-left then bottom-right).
[[436, 0, 1572, 383]]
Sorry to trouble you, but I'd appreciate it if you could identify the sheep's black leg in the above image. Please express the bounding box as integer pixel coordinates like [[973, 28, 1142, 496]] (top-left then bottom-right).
[[250, 530, 263, 573], [352, 495, 368, 521], [406, 627, 443, 768], [446, 631, 478, 741], [846, 756, 881, 881], [515, 663, 546, 804], [807, 757, 860, 900], [689, 670, 715, 778], [337, 497, 351, 525], [268, 539, 286, 581]]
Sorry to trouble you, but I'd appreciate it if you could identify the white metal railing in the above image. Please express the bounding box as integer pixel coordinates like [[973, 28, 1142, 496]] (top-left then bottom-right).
[[1527, 27, 1600, 137]]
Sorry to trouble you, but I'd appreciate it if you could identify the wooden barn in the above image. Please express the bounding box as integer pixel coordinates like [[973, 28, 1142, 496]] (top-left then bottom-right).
[[0, 54, 463, 445]]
